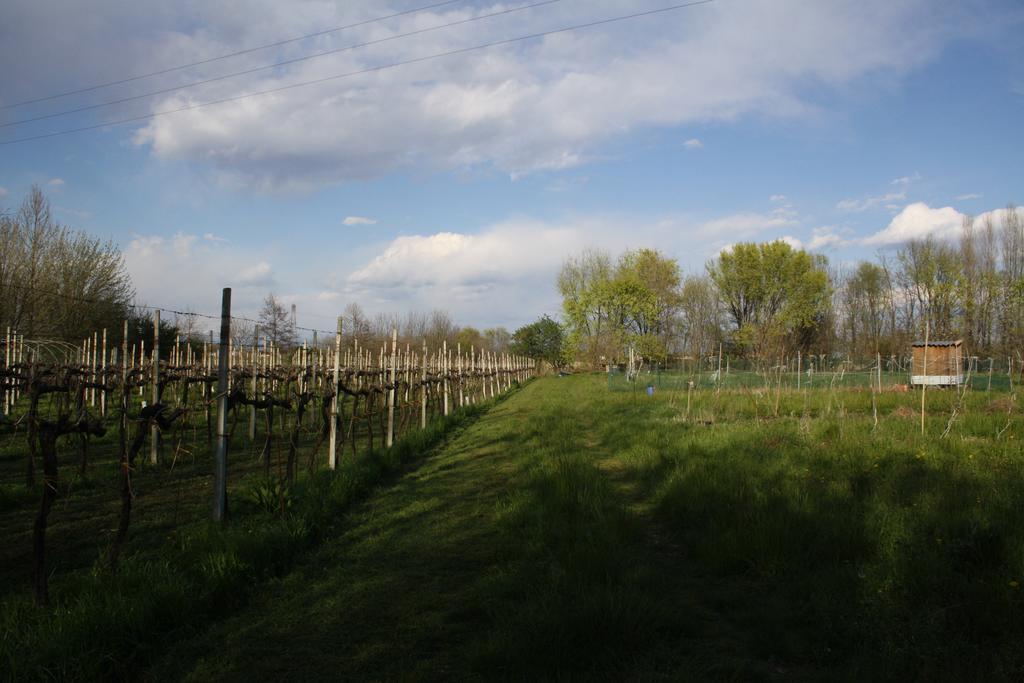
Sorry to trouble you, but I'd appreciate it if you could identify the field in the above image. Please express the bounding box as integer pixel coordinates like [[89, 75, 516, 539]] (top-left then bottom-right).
[[2, 374, 1023, 680]]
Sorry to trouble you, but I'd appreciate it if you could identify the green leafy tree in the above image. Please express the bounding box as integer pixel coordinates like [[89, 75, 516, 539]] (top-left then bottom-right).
[[511, 316, 566, 371], [707, 240, 831, 358], [558, 248, 681, 365]]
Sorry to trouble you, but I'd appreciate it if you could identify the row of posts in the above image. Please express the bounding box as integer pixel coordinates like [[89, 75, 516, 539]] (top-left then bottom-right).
[[4, 291, 534, 522], [2, 327, 25, 415]]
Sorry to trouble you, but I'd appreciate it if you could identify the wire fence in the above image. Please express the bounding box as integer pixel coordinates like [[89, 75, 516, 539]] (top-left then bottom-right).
[[608, 355, 1019, 393]]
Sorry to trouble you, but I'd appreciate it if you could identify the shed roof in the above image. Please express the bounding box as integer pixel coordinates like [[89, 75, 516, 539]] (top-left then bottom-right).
[[911, 339, 962, 348]]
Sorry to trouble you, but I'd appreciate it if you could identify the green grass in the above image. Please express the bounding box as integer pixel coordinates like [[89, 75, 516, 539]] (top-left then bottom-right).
[[4, 376, 1023, 680], [0, 397, 497, 681]]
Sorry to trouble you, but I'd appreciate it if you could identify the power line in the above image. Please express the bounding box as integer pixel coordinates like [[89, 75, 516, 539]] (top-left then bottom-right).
[[3, 281, 349, 337], [0, 0, 565, 130], [1, 0, 715, 146], [0, 0, 470, 111]]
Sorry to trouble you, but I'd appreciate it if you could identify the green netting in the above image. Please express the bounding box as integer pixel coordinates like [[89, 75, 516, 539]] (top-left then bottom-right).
[[607, 359, 1018, 393]]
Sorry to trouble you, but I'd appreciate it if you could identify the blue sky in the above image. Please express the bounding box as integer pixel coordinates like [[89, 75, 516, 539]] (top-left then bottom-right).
[[1, 0, 1022, 333]]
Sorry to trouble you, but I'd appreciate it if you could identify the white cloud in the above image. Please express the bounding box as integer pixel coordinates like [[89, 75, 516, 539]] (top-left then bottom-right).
[[113, 0, 953, 191], [171, 232, 197, 256], [203, 232, 229, 243], [699, 211, 798, 238], [807, 226, 851, 250], [47, 178, 65, 189], [890, 173, 921, 186], [974, 206, 1024, 230], [837, 190, 906, 212], [342, 216, 378, 226], [236, 261, 275, 287], [955, 193, 981, 201], [683, 138, 703, 149], [862, 203, 1024, 246], [862, 202, 963, 245], [769, 194, 787, 203], [0, 186, 8, 199], [348, 221, 579, 291], [124, 232, 279, 320], [333, 219, 592, 326]]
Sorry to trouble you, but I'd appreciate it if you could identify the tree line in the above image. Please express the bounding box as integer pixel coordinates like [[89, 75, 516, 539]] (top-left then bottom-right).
[[557, 206, 1024, 366]]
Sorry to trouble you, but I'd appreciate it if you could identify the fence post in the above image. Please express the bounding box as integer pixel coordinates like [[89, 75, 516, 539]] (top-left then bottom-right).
[[457, 343, 464, 407], [249, 328, 258, 443], [717, 343, 723, 394], [328, 317, 342, 469], [443, 340, 449, 417], [3, 326, 9, 415], [920, 320, 929, 436], [387, 328, 397, 448], [101, 328, 107, 417], [150, 309, 160, 464], [421, 340, 428, 429], [213, 288, 231, 522]]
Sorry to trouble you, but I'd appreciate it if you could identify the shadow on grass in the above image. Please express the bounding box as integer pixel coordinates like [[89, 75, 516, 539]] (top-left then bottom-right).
[[0, 393, 508, 682]]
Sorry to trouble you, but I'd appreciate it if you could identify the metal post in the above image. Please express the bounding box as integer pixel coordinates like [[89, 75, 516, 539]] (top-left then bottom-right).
[[213, 288, 231, 522]]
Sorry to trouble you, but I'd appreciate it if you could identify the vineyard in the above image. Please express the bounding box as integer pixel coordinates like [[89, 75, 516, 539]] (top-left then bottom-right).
[[0, 289, 535, 614]]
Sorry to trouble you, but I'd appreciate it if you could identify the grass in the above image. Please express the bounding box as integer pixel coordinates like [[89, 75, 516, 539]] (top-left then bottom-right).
[[3, 375, 1023, 680], [0, 395, 496, 681]]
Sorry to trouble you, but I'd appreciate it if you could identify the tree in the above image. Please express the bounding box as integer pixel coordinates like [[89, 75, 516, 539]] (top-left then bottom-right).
[[841, 262, 891, 356], [426, 310, 455, 350], [559, 248, 681, 365], [483, 327, 511, 353], [0, 186, 133, 342], [896, 237, 961, 339], [558, 248, 614, 364], [707, 240, 831, 359], [679, 275, 720, 359], [456, 326, 485, 351], [258, 293, 296, 348], [511, 316, 566, 370], [612, 248, 682, 360]]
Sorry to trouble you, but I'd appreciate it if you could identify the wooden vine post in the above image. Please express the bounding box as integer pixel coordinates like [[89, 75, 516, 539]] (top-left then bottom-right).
[[3, 326, 9, 415], [920, 319, 929, 436], [442, 340, 449, 417], [121, 320, 129, 436], [421, 340, 427, 429], [213, 288, 231, 522], [150, 309, 160, 464], [249, 328, 258, 443], [328, 316, 342, 469], [101, 328, 107, 417], [457, 343, 464, 407], [386, 328, 397, 448]]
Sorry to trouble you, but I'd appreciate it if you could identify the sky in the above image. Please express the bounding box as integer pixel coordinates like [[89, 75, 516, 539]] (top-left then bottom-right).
[[1, 0, 1022, 335]]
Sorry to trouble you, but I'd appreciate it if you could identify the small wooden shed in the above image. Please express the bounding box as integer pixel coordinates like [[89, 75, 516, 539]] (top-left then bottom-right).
[[911, 339, 963, 386]]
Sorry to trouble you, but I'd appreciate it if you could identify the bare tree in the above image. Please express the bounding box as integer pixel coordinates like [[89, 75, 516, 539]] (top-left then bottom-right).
[[258, 293, 296, 349], [0, 186, 133, 342]]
